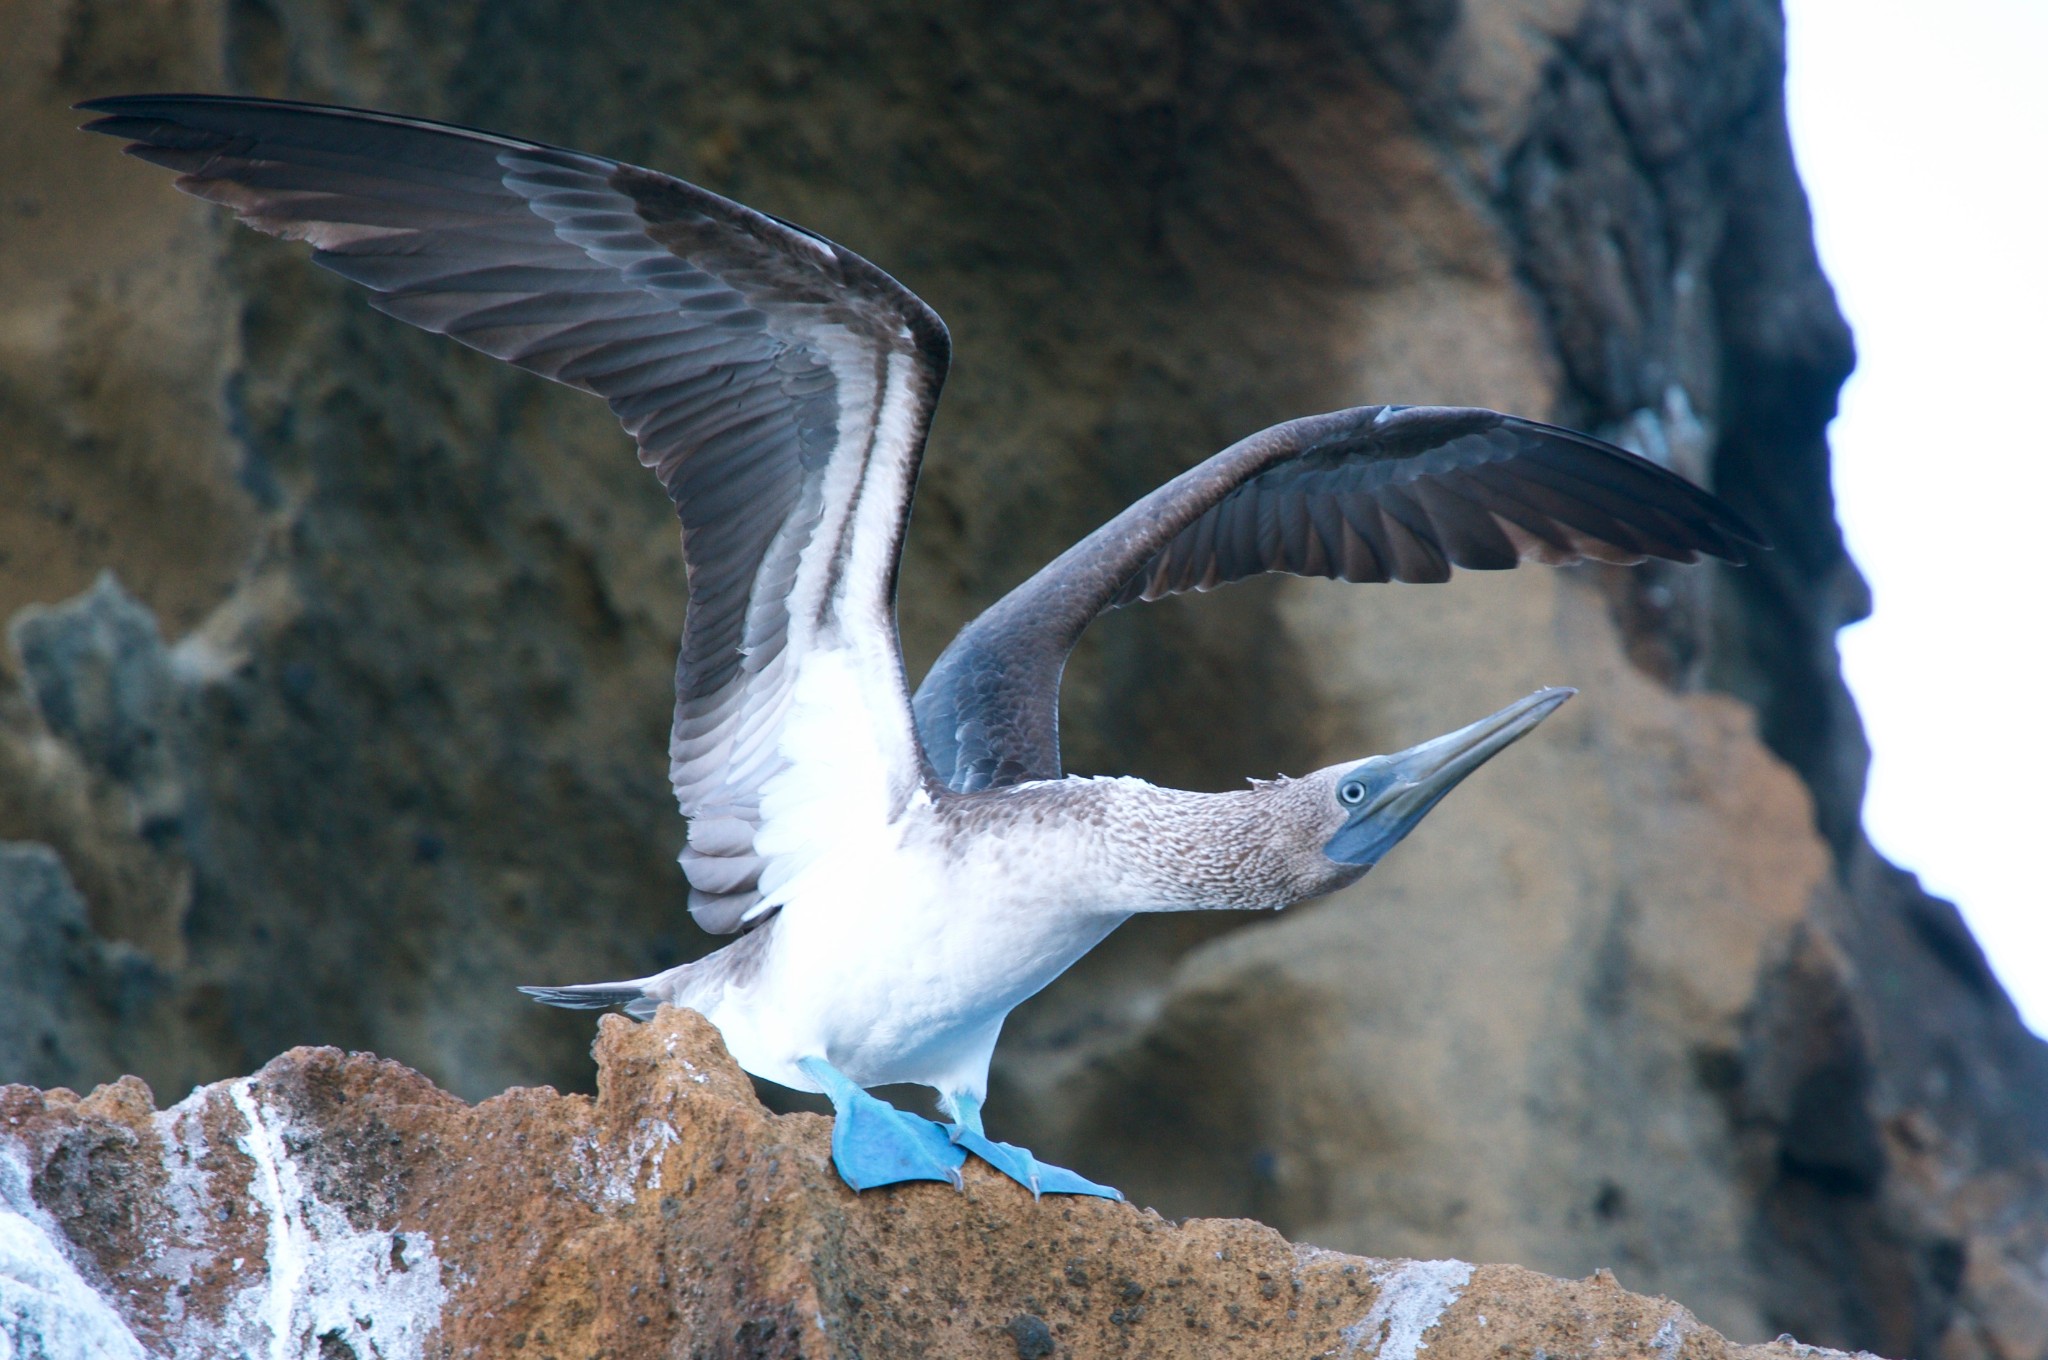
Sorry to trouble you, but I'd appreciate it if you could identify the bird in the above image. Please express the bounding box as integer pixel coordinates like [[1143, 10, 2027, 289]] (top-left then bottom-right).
[[81, 93, 1761, 1199]]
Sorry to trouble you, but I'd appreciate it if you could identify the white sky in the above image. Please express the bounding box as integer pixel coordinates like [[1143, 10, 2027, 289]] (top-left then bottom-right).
[[1783, 0, 2048, 1033]]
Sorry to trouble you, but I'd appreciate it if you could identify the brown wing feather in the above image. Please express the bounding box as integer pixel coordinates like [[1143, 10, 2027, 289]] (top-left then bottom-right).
[[83, 94, 949, 933], [913, 404, 1761, 792]]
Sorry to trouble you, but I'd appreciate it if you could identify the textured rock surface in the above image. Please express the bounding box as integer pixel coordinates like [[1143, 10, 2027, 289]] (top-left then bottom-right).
[[2, 1, 2044, 1357], [1, 1007, 1887, 1359]]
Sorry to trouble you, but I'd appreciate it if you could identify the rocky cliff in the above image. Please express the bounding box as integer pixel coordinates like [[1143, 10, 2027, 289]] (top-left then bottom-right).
[[2, 1006, 1888, 1359], [2, 1, 2044, 1357]]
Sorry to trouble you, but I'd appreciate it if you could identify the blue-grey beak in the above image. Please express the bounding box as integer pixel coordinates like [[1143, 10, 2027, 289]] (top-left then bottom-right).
[[1322, 687, 1576, 866]]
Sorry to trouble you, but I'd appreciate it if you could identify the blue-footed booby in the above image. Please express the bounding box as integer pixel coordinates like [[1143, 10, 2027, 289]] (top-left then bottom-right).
[[83, 94, 1761, 1199]]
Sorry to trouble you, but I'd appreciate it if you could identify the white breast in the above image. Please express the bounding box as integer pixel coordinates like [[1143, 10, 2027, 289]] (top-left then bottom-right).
[[698, 793, 1133, 1096]]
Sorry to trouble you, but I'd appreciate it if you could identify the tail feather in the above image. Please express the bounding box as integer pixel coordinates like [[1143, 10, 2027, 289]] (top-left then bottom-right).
[[522, 943, 755, 1025], [519, 982, 661, 1021]]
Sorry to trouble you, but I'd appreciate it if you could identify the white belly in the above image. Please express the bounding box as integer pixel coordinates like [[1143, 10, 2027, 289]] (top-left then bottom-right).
[[696, 823, 1127, 1098]]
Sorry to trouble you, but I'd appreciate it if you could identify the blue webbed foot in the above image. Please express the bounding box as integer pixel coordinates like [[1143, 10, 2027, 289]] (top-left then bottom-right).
[[798, 1057, 966, 1191], [944, 1091, 1123, 1200], [952, 1128, 1123, 1199]]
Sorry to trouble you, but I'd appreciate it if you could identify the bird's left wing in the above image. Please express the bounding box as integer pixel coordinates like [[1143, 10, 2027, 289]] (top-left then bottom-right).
[[82, 95, 950, 933], [914, 404, 1762, 792]]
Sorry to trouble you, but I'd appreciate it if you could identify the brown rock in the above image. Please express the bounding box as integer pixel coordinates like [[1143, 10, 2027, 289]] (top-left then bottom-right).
[[1, 1007, 1886, 1360]]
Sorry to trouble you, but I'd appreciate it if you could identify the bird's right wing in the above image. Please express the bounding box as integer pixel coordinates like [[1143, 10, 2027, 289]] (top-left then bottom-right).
[[913, 404, 1761, 792], [83, 95, 951, 934]]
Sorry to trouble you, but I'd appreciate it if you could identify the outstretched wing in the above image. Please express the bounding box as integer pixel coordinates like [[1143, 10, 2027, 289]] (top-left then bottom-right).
[[914, 404, 1761, 792], [83, 94, 950, 933]]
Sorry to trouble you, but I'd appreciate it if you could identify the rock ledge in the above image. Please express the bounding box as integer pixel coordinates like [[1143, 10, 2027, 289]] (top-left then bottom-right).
[[2, 1008, 1880, 1359]]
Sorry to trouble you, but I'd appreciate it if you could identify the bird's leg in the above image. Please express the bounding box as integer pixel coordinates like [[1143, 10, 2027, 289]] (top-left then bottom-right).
[[795, 1057, 966, 1191], [939, 1090, 1122, 1200]]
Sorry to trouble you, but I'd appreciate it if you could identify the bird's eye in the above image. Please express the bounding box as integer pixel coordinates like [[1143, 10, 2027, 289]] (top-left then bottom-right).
[[1339, 781, 1367, 806]]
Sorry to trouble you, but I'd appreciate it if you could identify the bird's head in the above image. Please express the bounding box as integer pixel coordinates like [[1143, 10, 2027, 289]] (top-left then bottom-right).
[[1319, 687, 1575, 868]]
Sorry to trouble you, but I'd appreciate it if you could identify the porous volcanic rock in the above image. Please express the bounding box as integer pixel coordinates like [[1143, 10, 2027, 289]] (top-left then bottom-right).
[[2, 1007, 1882, 1360]]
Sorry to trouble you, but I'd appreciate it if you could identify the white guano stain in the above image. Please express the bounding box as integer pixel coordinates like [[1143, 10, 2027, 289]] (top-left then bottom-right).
[[148, 1094, 232, 1342], [154, 1095, 216, 1242], [225, 1080, 448, 1360], [1652, 1311, 1692, 1359], [626, 1118, 683, 1195], [1339, 1259, 1473, 1360], [0, 1143, 149, 1360], [562, 1118, 682, 1205]]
